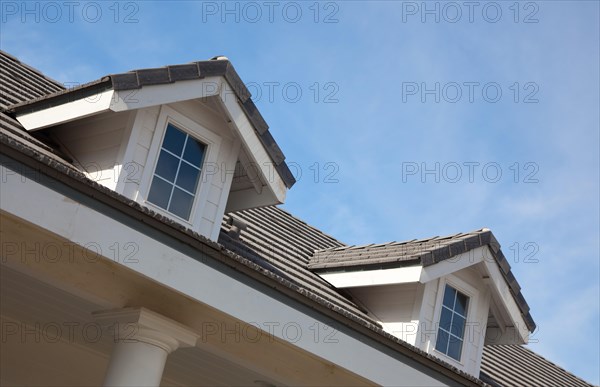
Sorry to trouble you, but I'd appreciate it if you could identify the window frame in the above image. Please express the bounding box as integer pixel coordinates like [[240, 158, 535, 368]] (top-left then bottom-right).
[[139, 105, 222, 225], [431, 275, 479, 366]]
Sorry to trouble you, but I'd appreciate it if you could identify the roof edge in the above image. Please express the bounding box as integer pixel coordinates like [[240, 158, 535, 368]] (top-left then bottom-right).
[[0, 130, 482, 387], [308, 230, 536, 332], [5, 56, 295, 188]]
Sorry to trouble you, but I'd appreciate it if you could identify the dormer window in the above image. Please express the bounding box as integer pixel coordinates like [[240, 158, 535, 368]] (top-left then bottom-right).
[[435, 284, 469, 361], [147, 123, 206, 220], [138, 105, 223, 231]]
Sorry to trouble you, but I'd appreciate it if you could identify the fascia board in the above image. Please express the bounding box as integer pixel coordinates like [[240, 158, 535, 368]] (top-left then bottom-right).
[[218, 82, 287, 203], [481, 257, 530, 342], [419, 246, 488, 283], [318, 266, 423, 288], [0, 161, 465, 387], [110, 76, 224, 111], [15, 89, 114, 131]]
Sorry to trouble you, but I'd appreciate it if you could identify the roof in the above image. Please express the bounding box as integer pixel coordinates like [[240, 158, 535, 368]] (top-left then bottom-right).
[[481, 345, 595, 387], [2, 51, 295, 189], [308, 229, 536, 332], [0, 50, 487, 386], [0, 51, 68, 159], [1, 50, 594, 387], [219, 207, 375, 323]]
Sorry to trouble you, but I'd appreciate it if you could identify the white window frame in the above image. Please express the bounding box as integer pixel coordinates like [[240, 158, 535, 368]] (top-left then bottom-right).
[[430, 274, 479, 367], [139, 105, 222, 226]]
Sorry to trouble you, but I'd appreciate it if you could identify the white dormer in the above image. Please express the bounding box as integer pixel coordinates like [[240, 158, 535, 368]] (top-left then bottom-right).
[[9, 59, 295, 241], [309, 230, 535, 378]]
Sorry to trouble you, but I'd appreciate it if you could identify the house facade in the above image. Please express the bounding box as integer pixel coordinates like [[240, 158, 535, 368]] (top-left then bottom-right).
[[0, 51, 594, 386]]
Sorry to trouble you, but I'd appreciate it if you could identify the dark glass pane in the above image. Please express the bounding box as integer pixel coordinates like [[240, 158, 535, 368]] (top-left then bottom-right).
[[439, 307, 453, 331], [147, 177, 172, 210], [435, 329, 449, 354], [443, 285, 456, 308], [450, 315, 466, 339], [455, 291, 469, 317], [176, 162, 200, 193], [183, 137, 205, 167], [162, 124, 186, 155], [154, 150, 180, 182], [447, 338, 463, 361], [169, 188, 194, 219]]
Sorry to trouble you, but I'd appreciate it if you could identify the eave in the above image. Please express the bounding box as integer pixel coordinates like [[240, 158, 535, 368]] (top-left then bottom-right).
[[6, 58, 295, 190], [0, 128, 485, 387]]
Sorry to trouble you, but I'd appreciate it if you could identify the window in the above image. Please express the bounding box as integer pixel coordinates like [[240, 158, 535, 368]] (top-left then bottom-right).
[[147, 123, 206, 220], [435, 284, 469, 361]]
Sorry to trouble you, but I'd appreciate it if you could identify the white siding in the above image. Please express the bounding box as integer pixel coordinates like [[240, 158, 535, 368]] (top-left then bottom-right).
[[415, 268, 490, 378], [350, 283, 423, 344], [51, 111, 132, 190], [118, 100, 240, 241]]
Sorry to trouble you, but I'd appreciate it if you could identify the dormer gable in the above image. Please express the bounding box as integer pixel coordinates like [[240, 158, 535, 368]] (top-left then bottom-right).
[[308, 229, 536, 378], [7, 57, 295, 241]]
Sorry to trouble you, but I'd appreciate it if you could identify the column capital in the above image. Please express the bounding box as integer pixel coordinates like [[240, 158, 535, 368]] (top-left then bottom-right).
[[93, 307, 198, 353]]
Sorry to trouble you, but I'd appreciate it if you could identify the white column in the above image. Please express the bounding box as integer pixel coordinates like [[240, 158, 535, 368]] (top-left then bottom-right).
[[93, 307, 199, 387]]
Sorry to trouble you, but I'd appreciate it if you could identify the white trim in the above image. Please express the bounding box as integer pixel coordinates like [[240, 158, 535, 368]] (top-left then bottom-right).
[[0, 165, 459, 386], [93, 307, 199, 350], [110, 77, 224, 111], [16, 89, 115, 131], [429, 275, 479, 368], [481, 257, 529, 343], [419, 246, 488, 283], [138, 105, 222, 226], [318, 266, 422, 288], [219, 82, 287, 204]]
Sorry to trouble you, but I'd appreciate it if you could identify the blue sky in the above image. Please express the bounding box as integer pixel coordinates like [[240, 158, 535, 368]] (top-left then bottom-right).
[[2, 0, 598, 383]]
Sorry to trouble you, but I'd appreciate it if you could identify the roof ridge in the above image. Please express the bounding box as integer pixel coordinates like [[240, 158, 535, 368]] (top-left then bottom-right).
[[314, 228, 489, 253]]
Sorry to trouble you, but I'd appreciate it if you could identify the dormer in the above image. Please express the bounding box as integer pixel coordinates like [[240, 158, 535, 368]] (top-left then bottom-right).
[[8, 58, 295, 241], [308, 229, 536, 378]]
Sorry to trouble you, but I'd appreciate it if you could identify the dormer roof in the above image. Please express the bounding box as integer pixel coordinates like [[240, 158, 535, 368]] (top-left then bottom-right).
[[309, 229, 536, 332], [5, 54, 296, 189]]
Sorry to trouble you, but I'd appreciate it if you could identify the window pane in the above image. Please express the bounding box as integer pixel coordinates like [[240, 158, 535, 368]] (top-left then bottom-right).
[[147, 177, 172, 210], [183, 138, 205, 167], [154, 150, 180, 182], [447, 338, 463, 361], [455, 292, 469, 317], [169, 188, 194, 219], [451, 315, 466, 338], [442, 285, 456, 308], [163, 124, 186, 155], [439, 307, 453, 331], [176, 162, 200, 193], [435, 329, 449, 354]]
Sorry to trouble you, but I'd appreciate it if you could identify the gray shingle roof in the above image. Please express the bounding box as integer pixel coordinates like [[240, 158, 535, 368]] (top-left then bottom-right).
[[308, 229, 536, 332], [2, 49, 594, 387], [3, 52, 295, 189], [481, 345, 595, 387], [0, 51, 67, 158], [219, 207, 376, 323]]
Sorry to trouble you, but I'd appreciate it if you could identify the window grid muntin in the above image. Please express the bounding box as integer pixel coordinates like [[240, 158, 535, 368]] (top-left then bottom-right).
[[435, 285, 469, 361], [148, 124, 206, 220]]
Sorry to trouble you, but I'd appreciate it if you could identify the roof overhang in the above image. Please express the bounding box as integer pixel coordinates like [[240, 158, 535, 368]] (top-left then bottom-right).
[[8, 59, 295, 190], [316, 245, 533, 342], [0, 141, 483, 387]]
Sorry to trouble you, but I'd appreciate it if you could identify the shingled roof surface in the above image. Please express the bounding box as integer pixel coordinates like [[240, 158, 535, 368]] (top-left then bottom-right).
[[0, 52, 68, 157], [2, 50, 594, 387], [308, 229, 536, 332], [481, 344, 595, 387], [219, 207, 378, 323]]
